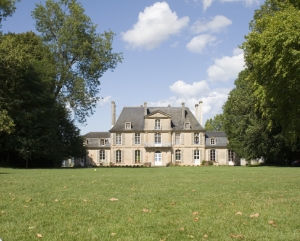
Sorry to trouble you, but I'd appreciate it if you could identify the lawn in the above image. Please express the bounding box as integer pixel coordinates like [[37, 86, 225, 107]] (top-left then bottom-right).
[[0, 166, 299, 241]]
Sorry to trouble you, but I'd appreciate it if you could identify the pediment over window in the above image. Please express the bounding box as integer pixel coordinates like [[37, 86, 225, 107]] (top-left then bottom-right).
[[145, 110, 171, 118]]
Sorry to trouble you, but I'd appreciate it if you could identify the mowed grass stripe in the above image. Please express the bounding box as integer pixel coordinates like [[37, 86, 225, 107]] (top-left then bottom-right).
[[0, 166, 299, 240]]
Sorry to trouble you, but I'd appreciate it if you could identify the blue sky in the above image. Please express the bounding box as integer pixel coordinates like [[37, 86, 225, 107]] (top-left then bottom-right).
[[2, 0, 263, 134]]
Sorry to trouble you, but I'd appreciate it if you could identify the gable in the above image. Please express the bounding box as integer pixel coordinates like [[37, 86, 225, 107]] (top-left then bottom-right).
[[146, 110, 171, 119]]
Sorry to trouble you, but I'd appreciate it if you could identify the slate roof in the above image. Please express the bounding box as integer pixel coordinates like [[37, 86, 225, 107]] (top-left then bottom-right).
[[205, 131, 228, 147], [109, 106, 204, 132], [84, 132, 110, 138]]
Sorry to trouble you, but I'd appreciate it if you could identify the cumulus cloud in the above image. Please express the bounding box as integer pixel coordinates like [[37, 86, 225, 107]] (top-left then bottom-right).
[[186, 34, 216, 54], [121, 2, 189, 50], [207, 49, 245, 82], [170, 80, 209, 97], [203, 0, 214, 11], [191, 15, 232, 34]]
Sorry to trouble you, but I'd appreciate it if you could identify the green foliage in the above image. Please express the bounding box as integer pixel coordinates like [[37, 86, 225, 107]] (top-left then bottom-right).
[[0, 0, 19, 26], [204, 114, 224, 131], [0, 32, 86, 167], [242, 1, 300, 144], [32, 0, 123, 123]]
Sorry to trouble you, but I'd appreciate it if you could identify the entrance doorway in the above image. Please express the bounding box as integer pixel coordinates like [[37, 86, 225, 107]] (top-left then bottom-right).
[[154, 151, 162, 166]]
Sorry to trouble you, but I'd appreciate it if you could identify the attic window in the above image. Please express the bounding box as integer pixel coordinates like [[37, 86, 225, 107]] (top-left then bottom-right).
[[184, 122, 190, 129], [125, 122, 131, 129], [210, 138, 216, 145]]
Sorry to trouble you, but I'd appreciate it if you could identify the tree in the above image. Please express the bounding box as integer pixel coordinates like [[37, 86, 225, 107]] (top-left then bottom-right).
[[242, 0, 300, 144], [223, 70, 293, 164], [0, 32, 86, 167], [0, 0, 19, 26], [32, 0, 122, 123], [204, 114, 224, 131]]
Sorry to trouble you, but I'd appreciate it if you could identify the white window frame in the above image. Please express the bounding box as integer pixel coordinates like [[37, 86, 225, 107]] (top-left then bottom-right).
[[210, 138, 216, 145], [175, 133, 181, 145], [135, 150, 141, 163], [99, 150, 105, 161], [116, 150, 122, 163], [155, 133, 161, 145], [155, 119, 161, 130], [125, 122, 131, 129], [116, 134, 122, 145], [210, 149, 216, 161], [135, 133, 141, 145], [228, 150, 234, 162]]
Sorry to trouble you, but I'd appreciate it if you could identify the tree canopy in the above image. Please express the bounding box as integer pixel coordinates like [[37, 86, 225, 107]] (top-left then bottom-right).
[[0, 0, 19, 26], [204, 114, 224, 131], [32, 0, 123, 123]]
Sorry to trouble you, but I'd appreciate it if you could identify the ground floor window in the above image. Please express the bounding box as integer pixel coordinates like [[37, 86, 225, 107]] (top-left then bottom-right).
[[116, 150, 122, 163], [100, 150, 105, 161], [210, 149, 216, 161], [135, 150, 141, 163], [175, 149, 181, 161], [228, 150, 234, 162], [194, 150, 200, 160]]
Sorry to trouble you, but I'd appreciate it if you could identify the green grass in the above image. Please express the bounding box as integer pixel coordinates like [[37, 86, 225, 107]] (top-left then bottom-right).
[[1, 166, 300, 241]]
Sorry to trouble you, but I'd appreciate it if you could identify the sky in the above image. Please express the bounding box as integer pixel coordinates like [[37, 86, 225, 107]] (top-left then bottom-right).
[[2, 0, 264, 134]]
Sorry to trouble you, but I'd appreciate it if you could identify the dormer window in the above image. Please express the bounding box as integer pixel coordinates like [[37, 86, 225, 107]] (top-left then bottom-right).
[[210, 138, 216, 145], [184, 122, 190, 129], [155, 119, 161, 130], [125, 122, 131, 129]]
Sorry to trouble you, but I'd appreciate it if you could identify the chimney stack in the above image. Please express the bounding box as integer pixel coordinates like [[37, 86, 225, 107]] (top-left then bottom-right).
[[111, 101, 116, 127], [195, 104, 199, 123], [182, 102, 185, 121], [144, 102, 147, 116], [199, 101, 203, 126]]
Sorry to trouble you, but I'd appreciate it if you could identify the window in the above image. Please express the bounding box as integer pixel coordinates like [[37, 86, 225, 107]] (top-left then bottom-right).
[[194, 133, 200, 144], [185, 122, 190, 129], [125, 122, 131, 129], [210, 138, 216, 145], [155, 133, 161, 144], [135, 133, 141, 145], [99, 150, 105, 161], [116, 134, 121, 145], [210, 149, 216, 161], [175, 150, 181, 161], [135, 150, 141, 163], [155, 119, 161, 130], [100, 139, 105, 146], [116, 150, 122, 163], [228, 150, 234, 162], [194, 150, 200, 160], [175, 133, 181, 145]]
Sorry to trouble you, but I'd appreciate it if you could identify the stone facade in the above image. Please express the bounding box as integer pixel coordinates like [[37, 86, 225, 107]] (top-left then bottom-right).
[[83, 102, 235, 166]]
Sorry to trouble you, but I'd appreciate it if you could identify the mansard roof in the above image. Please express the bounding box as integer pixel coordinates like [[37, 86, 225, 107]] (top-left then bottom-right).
[[109, 106, 204, 132], [205, 131, 228, 147], [84, 132, 110, 138]]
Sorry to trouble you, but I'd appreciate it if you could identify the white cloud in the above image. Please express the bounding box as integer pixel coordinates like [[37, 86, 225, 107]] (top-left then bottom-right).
[[121, 2, 189, 50], [186, 34, 216, 54], [203, 0, 214, 11], [97, 95, 112, 106], [207, 51, 245, 82], [170, 80, 209, 97], [191, 15, 232, 34]]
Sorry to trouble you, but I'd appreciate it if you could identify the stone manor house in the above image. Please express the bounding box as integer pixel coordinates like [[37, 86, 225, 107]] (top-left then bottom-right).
[[67, 101, 236, 167]]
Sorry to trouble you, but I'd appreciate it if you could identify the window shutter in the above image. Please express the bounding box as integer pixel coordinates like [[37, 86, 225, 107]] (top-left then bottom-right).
[[215, 150, 218, 162], [122, 134, 125, 145], [104, 150, 106, 163], [141, 133, 144, 145], [200, 133, 203, 145], [97, 150, 99, 164], [192, 149, 194, 164], [132, 133, 135, 145], [132, 150, 135, 164], [172, 133, 175, 145], [191, 133, 194, 145], [181, 133, 184, 145], [112, 150, 115, 163], [122, 150, 124, 163], [226, 149, 228, 164], [141, 150, 143, 163], [200, 150, 202, 162], [112, 133, 116, 145]]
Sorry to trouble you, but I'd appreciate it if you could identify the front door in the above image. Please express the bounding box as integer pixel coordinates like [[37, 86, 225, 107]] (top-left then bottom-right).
[[154, 151, 162, 166], [194, 150, 200, 165]]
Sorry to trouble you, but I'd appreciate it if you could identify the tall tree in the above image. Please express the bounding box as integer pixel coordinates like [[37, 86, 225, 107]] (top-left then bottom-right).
[[242, 0, 300, 144], [0, 0, 19, 26], [204, 114, 224, 131], [32, 0, 122, 123]]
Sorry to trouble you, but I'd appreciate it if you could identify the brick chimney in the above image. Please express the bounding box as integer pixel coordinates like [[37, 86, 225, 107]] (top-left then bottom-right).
[[195, 104, 199, 123]]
